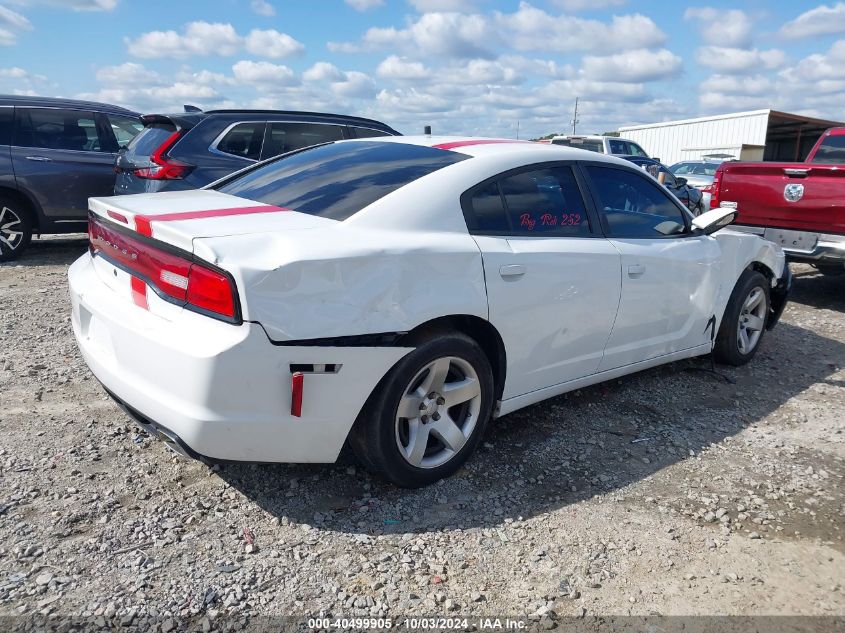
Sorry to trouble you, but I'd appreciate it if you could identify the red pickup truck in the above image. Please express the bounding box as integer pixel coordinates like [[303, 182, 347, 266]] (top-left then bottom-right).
[[710, 127, 845, 274]]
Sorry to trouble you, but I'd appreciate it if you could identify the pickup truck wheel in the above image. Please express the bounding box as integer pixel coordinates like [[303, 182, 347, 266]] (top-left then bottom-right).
[[714, 270, 770, 366], [349, 333, 494, 488], [0, 197, 33, 262]]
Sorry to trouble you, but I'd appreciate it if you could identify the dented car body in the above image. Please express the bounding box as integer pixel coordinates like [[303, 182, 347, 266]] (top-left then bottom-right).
[[69, 137, 790, 485]]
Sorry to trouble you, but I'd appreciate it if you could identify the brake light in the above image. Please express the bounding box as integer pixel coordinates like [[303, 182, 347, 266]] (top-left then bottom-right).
[[88, 214, 237, 321], [709, 167, 724, 209], [134, 131, 194, 180]]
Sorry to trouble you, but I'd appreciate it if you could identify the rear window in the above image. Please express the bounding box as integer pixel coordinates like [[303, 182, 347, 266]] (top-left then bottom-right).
[[216, 141, 469, 221], [811, 134, 845, 165], [551, 138, 603, 153], [126, 125, 175, 159]]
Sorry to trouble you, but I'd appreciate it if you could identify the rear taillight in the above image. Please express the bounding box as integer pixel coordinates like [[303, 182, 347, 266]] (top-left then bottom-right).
[[709, 167, 724, 209], [88, 214, 238, 322], [134, 131, 194, 180]]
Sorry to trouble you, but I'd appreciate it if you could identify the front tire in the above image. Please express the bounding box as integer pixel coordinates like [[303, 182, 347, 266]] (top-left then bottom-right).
[[349, 333, 494, 487], [0, 196, 33, 262], [714, 270, 770, 366]]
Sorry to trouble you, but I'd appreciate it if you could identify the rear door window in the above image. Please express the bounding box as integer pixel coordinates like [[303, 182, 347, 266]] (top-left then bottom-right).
[[14, 108, 106, 152], [608, 139, 628, 155], [217, 141, 468, 221], [350, 127, 392, 139], [107, 114, 143, 148], [216, 122, 266, 161], [0, 107, 11, 145], [261, 122, 346, 159], [811, 134, 845, 165]]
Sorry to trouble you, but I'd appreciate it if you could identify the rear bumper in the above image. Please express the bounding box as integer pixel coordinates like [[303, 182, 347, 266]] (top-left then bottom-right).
[[69, 253, 410, 462], [733, 226, 845, 265]]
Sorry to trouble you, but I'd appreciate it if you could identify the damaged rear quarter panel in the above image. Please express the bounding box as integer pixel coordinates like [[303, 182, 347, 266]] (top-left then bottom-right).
[[193, 225, 488, 342]]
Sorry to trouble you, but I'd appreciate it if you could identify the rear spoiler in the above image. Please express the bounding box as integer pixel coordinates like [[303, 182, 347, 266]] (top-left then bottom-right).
[[139, 113, 199, 131]]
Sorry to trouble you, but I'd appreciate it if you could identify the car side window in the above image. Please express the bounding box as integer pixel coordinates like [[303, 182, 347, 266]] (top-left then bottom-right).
[[351, 127, 391, 139], [608, 139, 627, 155], [15, 108, 105, 152], [628, 143, 648, 157], [587, 165, 687, 238], [107, 115, 143, 149], [464, 166, 590, 236], [0, 108, 11, 146], [216, 122, 266, 161], [262, 122, 345, 159]]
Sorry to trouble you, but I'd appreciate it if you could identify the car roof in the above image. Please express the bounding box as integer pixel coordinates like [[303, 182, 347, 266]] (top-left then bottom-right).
[[143, 109, 399, 134], [0, 94, 139, 116]]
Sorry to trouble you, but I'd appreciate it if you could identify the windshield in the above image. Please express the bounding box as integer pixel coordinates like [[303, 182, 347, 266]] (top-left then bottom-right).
[[811, 135, 845, 165], [670, 162, 718, 176], [216, 141, 469, 221]]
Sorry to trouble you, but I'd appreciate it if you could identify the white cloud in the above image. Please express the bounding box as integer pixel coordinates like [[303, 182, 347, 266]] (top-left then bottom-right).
[[779, 39, 845, 82], [232, 60, 297, 86], [408, 0, 476, 11], [496, 3, 666, 54], [581, 48, 682, 83], [549, 0, 626, 11], [303, 62, 344, 82], [0, 5, 31, 45], [684, 7, 752, 47], [345, 0, 383, 10], [7, 0, 116, 10], [332, 4, 667, 57], [780, 2, 845, 39], [126, 22, 302, 59], [330, 71, 377, 98], [250, 0, 275, 16], [244, 29, 304, 58], [376, 55, 430, 80], [95, 62, 161, 87], [695, 46, 786, 74], [0, 66, 27, 78]]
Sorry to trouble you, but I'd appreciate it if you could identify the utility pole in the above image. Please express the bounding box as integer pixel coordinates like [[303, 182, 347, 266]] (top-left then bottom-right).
[[571, 97, 579, 134], [516, 120, 520, 139]]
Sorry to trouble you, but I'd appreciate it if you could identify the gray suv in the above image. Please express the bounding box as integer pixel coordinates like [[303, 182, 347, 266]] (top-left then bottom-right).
[[0, 95, 141, 261], [114, 109, 401, 195]]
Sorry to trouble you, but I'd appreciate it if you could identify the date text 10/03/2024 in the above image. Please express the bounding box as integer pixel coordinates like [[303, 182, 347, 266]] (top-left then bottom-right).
[[307, 617, 527, 629]]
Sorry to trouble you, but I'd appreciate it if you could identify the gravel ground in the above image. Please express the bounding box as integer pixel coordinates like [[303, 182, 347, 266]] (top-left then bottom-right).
[[1, 236, 843, 630]]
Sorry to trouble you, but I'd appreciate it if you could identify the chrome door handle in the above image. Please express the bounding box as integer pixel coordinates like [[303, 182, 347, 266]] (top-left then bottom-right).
[[25, 155, 52, 162], [499, 264, 526, 279], [783, 168, 808, 177], [627, 264, 646, 278]]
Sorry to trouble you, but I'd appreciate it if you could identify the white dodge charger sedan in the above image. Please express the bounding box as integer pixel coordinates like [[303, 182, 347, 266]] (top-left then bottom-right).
[[69, 136, 791, 487]]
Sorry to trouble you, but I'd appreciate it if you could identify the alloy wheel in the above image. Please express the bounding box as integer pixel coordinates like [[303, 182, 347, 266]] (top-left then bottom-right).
[[0, 206, 24, 252], [394, 356, 482, 469], [737, 286, 767, 354]]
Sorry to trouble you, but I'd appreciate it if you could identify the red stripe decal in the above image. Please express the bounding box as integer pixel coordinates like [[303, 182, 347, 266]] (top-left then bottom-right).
[[291, 372, 304, 418], [107, 210, 129, 224], [133, 205, 288, 237], [130, 276, 148, 310], [432, 139, 534, 150]]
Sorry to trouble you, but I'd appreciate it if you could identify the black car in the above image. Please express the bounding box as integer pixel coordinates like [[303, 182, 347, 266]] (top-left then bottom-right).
[[0, 95, 142, 261], [621, 155, 706, 216], [114, 109, 401, 195]]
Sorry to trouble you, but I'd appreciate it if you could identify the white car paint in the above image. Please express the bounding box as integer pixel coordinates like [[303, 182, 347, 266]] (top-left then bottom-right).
[[69, 136, 787, 463]]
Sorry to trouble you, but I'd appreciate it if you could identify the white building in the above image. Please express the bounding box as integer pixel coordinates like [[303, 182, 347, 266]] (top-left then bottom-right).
[[618, 109, 843, 166]]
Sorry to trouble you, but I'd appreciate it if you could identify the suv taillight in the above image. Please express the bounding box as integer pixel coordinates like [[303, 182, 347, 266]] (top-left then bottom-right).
[[134, 131, 194, 180], [709, 167, 724, 209], [88, 213, 237, 321]]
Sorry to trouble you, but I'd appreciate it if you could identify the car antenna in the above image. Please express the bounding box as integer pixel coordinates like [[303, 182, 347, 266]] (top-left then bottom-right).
[[424, 125, 432, 135], [184, 105, 203, 113]]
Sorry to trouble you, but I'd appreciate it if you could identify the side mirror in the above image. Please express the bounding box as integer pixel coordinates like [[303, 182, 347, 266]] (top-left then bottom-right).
[[692, 206, 737, 235], [675, 176, 688, 187]]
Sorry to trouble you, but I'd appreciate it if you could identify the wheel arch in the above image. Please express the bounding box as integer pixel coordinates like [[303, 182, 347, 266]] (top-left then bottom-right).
[[398, 315, 507, 403], [0, 185, 41, 231]]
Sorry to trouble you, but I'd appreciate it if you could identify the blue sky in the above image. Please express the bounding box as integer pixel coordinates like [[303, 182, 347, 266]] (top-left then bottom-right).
[[1, 0, 844, 138]]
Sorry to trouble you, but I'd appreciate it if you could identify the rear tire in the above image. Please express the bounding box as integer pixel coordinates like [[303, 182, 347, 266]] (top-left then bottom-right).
[[349, 333, 494, 488], [714, 270, 770, 366], [0, 196, 33, 262]]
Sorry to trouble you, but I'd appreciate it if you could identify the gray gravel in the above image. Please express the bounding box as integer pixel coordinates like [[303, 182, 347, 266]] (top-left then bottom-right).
[[0, 236, 843, 624]]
